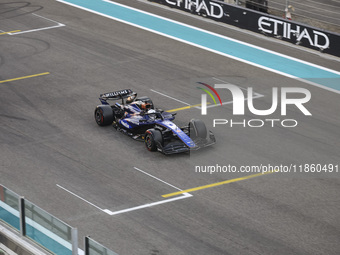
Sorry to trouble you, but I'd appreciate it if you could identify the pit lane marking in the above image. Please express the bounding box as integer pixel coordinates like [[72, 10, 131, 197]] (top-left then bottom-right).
[[104, 167, 193, 216], [0, 30, 21, 35], [202, 77, 264, 109], [133, 167, 183, 191], [104, 192, 192, 216], [166, 103, 210, 112], [56, 184, 107, 212], [150, 89, 191, 106], [57, 168, 193, 216], [0, 72, 50, 84], [151, 79, 264, 113], [162, 171, 275, 198], [5, 14, 65, 35]]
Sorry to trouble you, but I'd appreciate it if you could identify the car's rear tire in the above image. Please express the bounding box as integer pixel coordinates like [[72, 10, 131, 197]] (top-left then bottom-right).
[[94, 105, 114, 126], [189, 119, 207, 139], [145, 129, 163, 151]]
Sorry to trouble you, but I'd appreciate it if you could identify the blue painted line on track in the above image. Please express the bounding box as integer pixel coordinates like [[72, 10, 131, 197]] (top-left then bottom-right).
[[58, 0, 340, 92]]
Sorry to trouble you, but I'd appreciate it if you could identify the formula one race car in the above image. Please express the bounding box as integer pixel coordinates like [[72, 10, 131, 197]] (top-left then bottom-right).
[[94, 89, 215, 154]]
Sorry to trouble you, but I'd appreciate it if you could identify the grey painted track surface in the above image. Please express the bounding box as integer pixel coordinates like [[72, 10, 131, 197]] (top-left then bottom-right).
[[1, 0, 339, 254]]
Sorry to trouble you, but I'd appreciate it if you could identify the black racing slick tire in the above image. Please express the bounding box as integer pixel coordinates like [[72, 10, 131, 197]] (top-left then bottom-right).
[[145, 129, 163, 152], [94, 105, 114, 126], [189, 119, 207, 139]]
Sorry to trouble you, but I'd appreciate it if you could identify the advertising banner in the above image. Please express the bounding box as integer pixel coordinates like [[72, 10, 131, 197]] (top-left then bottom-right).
[[150, 0, 340, 57]]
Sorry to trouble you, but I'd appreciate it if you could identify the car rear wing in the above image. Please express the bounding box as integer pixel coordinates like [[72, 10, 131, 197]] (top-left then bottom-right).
[[99, 89, 135, 105]]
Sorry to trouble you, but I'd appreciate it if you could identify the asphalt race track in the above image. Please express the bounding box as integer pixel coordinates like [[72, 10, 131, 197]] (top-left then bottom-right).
[[1, 0, 339, 254]]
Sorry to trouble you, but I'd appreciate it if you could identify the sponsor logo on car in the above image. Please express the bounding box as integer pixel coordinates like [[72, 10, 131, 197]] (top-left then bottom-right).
[[102, 89, 132, 98]]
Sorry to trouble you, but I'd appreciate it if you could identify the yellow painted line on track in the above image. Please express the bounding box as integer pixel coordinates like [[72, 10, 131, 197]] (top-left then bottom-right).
[[166, 102, 211, 112], [0, 30, 21, 35], [0, 72, 50, 84], [162, 171, 276, 198]]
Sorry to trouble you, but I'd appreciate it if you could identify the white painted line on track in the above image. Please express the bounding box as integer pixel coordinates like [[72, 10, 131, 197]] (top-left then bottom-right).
[[133, 167, 183, 191], [151, 78, 265, 110], [57, 167, 193, 216], [199, 77, 265, 109], [212, 77, 264, 98], [107, 0, 340, 77], [57, 0, 340, 94], [8, 14, 65, 35], [137, 0, 340, 63], [101, 0, 339, 74], [56, 184, 107, 212], [204, 94, 264, 109], [9, 23, 65, 35], [104, 167, 192, 216], [150, 89, 191, 106], [104, 193, 192, 216]]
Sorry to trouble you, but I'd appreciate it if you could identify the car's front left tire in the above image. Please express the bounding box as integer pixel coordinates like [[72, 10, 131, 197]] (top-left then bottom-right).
[[145, 129, 163, 151], [189, 119, 207, 139]]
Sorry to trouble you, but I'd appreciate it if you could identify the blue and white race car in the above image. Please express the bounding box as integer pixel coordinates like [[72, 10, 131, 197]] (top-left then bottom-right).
[[94, 89, 215, 154]]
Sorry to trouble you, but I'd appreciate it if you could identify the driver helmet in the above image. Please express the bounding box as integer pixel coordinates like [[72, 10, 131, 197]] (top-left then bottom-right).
[[126, 92, 137, 104], [140, 102, 151, 111], [147, 109, 156, 114]]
